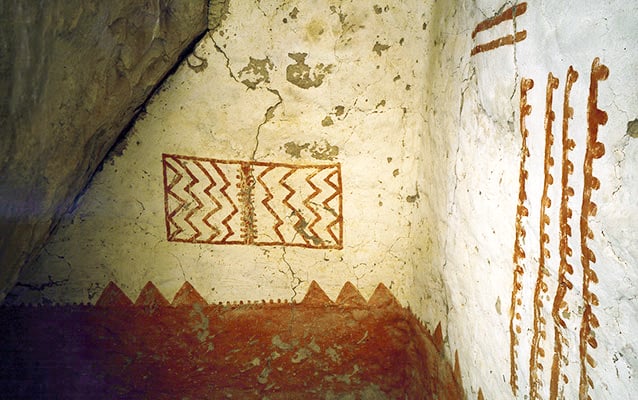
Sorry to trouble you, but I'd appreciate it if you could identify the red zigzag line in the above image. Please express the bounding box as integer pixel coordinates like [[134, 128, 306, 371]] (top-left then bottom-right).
[[194, 160, 224, 242], [176, 158, 204, 241], [323, 168, 342, 244], [164, 158, 187, 240], [257, 165, 285, 243], [280, 167, 310, 245], [211, 162, 238, 242], [304, 167, 324, 244]]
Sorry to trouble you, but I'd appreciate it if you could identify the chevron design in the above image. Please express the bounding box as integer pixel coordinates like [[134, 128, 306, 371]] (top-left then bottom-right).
[[91, 280, 400, 310], [163, 154, 343, 249]]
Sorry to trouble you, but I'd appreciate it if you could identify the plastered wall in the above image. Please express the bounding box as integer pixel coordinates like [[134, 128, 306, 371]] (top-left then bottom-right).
[[7, 0, 637, 399], [423, 1, 638, 399], [9, 1, 432, 310]]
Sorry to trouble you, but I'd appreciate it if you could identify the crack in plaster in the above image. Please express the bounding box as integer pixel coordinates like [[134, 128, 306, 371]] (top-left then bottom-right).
[[280, 247, 304, 303], [169, 252, 187, 282], [210, 34, 284, 161], [599, 230, 630, 270], [252, 88, 283, 160], [211, 34, 240, 85], [14, 275, 69, 292], [14, 248, 72, 298]]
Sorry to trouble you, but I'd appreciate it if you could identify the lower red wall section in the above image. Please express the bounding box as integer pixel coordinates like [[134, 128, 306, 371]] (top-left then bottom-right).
[[0, 281, 464, 399]]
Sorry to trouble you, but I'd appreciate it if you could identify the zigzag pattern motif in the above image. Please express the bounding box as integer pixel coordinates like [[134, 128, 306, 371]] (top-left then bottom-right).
[[163, 154, 242, 244], [93, 280, 400, 309], [162, 155, 343, 249]]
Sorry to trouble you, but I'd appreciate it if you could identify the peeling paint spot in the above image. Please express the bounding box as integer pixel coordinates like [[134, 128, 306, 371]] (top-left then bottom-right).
[[376, 99, 386, 108], [373, 5, 383, 14], [372, 42, 390, 56], [322, 116, 334, 126], [627, 118, 638, 138], [286, 53, 333, 89], [496, 296, 502, 315], [393, 169, 399, 177], [325, 364, 361, 384], [406, 188, 419, 203], [289, 7, 299, 19], [292, 347, 312, 363], [284, 140, 339, 161], [284, 142, 309, 158], [326, 347, 341, 363], [272, 335, 292, 351], [334, 105, 345, 116], [238, 57, 274, 89], [190, 303, 212, 348], [308, 338, 321, 353], [257, 365, 270, 384]]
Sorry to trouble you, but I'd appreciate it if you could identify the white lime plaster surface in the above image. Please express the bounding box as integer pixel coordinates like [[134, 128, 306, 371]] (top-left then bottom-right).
[[10, 1, 431, 308], [422, 1, 638, 399]]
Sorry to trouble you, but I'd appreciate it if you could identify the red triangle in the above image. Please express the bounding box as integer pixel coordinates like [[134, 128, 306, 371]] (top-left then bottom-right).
[[95, 282, 133, 307], [335, 282, 366, 306], [171, 281, 207, 306], [367, 283, 400, 308], [301, 281, 333, 305], [135, 281, 170, 307], [432, 322, 444, 353], [454, 350, 463, 386]]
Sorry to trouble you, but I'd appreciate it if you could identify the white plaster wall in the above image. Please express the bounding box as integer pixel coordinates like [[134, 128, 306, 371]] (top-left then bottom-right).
[[423, 0, 638, 398], [9, 1, 433, 310]]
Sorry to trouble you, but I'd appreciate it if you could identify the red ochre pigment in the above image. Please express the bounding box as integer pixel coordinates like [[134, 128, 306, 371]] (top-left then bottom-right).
[[0, 281, 463, 399]]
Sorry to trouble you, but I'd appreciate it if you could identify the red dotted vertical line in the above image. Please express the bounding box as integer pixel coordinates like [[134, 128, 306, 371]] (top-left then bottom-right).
[[509, 77, 534, 396], [529, 72, 559, 400], [238, 162, 257, 244], [579, 57, 609, 400], [549, 66, 578, 400]]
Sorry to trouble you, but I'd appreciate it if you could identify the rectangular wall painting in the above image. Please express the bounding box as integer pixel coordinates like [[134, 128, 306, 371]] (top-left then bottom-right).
[[162, 154, 343, 249]]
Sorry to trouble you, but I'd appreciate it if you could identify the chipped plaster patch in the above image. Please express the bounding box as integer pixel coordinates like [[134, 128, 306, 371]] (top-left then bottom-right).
[[286, 52, 334, 89], [372, 42, 390, 56], [284, 140, 339, 161], [322, 116, 334, 126], [271, 335, 292, 351], [238, 57, 274, 89]]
